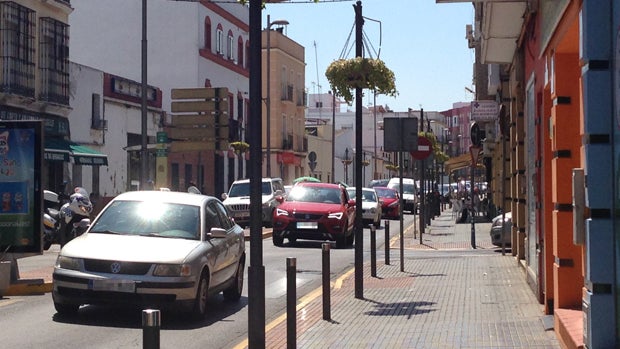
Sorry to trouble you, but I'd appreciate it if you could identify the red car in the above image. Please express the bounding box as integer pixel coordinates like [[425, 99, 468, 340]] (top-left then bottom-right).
[[374, 186, 400, 219], [272, 182, 355, 248]]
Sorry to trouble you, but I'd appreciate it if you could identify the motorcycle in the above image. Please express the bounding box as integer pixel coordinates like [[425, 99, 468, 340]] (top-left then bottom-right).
[[43, 190, 63, 250], [58, 187, 93, 246]]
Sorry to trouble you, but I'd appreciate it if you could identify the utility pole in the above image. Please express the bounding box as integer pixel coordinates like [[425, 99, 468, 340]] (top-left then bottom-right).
[[419, 108, 425, 239], [248, 0, 265, 347], [354, 0, 364, 300]]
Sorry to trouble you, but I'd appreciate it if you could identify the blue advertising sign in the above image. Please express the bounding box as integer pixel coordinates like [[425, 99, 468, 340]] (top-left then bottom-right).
[[0, 121, 43, 253]]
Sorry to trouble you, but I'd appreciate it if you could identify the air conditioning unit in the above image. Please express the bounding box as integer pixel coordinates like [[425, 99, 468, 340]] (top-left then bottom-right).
[[92, 119, 108, 131]]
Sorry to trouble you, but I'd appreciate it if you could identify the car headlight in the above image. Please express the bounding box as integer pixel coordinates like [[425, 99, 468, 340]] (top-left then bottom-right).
[[153, 264, 192, 277], [328, 212, 343, 220], [276, 208, 290, 216], [370, 208, 376, 214], [55, 256, 81, 271]]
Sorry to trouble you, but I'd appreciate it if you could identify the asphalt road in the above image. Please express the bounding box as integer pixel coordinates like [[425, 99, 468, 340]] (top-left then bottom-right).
[[0, 217, 411, 348]]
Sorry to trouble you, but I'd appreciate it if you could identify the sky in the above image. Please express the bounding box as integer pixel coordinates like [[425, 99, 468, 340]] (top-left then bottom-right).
[[262, 0, 476, 113]]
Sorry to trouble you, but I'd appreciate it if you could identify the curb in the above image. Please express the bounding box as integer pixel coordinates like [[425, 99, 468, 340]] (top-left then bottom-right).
[[3, 278, 52, 296]]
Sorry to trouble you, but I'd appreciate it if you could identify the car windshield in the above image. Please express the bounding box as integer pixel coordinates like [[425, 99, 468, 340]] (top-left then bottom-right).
[[375, 188, 397, 198], [286, 186, 341, 204], [228, 182, 272, 197], [389, 183, 416, 194], [89, 200, 201, 240], [347, 189, 377, 202]]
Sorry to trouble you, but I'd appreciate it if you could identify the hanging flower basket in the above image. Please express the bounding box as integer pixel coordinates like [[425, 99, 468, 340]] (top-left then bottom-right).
[[385, 164, 399, 171], [361, 160, 370, 167], [326, 57, 398, 103], [230, 141, 250, 155]]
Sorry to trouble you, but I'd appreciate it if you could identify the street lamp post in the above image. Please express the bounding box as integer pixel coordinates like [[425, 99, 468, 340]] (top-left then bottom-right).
[[141, 0, 200, 189], [265, 15, 289, 177]]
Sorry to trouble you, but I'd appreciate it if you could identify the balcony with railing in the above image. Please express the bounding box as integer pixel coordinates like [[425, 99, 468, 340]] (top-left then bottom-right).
[[39, 18, 70, 106], [281, 84, 294, 102], [282, 134, 294, 150], [0, 57, 35, 98], [296, 88, 307, 107], [39, 68, 69, 105]]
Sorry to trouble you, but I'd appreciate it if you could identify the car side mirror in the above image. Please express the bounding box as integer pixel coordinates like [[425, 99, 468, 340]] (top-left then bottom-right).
[[207, 227, 227, 239], [221, 193, 228, 200], [78, 218, 90, 228], [276, 196, 284, 203], [348, 199, 356, 207]]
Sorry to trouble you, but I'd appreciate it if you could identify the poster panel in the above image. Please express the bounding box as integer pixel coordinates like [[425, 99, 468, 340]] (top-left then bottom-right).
[[0, 121, 43, 253]]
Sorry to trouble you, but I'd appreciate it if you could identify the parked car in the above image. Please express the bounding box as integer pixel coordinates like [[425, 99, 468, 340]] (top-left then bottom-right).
[[368, 178, 389, 188], [221, 177, 285, 228], [387, 177, 417, 213], [52, 190, 246, 319], [346, 187, 382, 228], [271, 182, 355, 248], [490, 211, 512, 247], [374, 186, 400, 220]]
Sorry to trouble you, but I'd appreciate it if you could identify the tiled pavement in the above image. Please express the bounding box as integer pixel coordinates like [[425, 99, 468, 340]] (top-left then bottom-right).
[[240, 209, 560, 349]]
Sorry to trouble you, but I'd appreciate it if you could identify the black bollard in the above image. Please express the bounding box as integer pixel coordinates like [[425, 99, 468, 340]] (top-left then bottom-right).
[[384, 220, 390, 265], [286, 257, 296, 349], [142, 309, 160, 349], [322, 243, 330, 321], [370, 225, 377, 277]]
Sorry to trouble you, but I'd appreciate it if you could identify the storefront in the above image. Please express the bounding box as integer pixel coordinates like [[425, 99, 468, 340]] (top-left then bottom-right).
[[1, 107, 108, 194]]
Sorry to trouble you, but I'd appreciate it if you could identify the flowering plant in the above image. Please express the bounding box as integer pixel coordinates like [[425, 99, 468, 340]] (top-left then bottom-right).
[[326, 57, 398, 103], [230, 141, 250, 154]]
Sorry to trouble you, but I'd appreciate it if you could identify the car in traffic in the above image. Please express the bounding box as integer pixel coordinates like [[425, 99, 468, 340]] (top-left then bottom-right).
[[346, 187, 382, 228], [374, 186, 400, 220], [271, 182, 355, 248], [368, 178, 389, 188], [490, 211, 512, 247], [221, 177, 285, 228], [52, 190, 246, 319], [387, 177, 417, 213]]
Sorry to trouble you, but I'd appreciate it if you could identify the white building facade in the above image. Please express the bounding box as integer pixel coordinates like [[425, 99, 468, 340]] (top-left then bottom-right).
[[69, 0, 250, 196]]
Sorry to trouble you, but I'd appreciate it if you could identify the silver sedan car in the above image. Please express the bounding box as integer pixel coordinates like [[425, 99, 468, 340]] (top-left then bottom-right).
[[346, 187, 382, 228], [490, 211, 512, 247], [52, 190, 246, 319]]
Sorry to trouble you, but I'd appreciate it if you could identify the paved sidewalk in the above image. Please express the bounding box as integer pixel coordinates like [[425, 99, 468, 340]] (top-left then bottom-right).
[[246, 209, 560, 349]]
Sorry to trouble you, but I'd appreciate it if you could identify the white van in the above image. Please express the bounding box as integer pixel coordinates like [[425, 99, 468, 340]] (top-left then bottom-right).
[[387, 177, 417, 212]]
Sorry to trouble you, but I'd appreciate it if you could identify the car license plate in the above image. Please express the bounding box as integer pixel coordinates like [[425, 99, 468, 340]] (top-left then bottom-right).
[[89, 279, 136, 293], [297, 222, 318, 229]]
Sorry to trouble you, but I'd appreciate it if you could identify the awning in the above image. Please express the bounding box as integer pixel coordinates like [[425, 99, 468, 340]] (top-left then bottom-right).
[[444, 153, 484, 174], [45, 138, 108, 166]]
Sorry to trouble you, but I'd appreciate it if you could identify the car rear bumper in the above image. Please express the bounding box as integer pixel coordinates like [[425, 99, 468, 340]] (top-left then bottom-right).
[[490, 226, 511, 246]]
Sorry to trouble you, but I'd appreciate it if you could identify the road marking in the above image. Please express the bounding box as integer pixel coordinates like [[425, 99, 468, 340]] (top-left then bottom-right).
[[232, 266, 355, 349], [0, 298, 23, 308], [233, 222, 413, 349]]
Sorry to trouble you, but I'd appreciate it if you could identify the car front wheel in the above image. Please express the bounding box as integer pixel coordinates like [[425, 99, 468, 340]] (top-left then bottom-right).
[[192, 271, 209, 319], [273, 234, 284, 246], [53, 301, 79, 315]]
